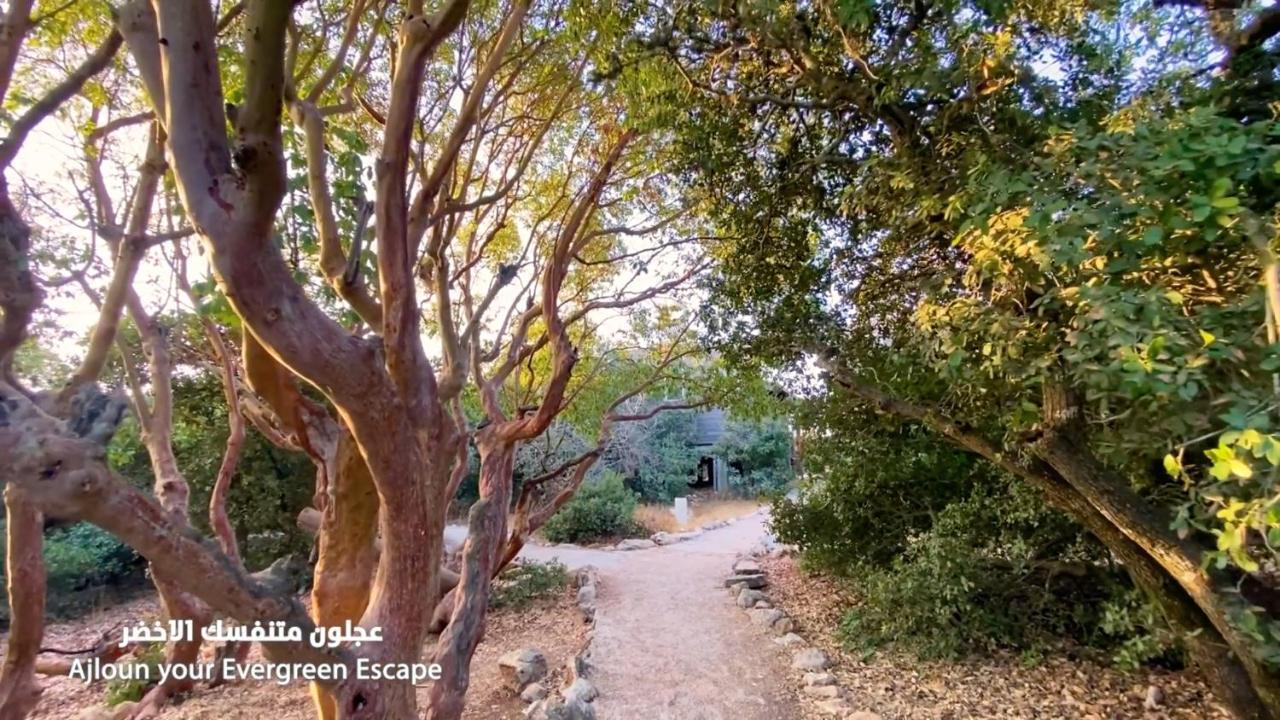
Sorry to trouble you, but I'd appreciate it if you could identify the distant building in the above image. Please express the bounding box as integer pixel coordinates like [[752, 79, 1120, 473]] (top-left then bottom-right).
[[690, 408, 729, 493]]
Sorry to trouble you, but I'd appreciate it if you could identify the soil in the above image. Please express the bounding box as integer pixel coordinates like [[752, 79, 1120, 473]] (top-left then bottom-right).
[[759, 554, 1233, 720], [589, 512, 801, 720]]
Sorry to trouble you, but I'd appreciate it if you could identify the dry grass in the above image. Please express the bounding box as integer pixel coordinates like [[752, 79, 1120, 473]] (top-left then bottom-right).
[[632, 497, 761, 534]]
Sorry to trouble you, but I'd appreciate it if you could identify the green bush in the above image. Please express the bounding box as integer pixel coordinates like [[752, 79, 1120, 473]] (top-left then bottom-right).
[[714, 418, 794, 496], [833, 484, 1124, 659], [104, 642, 164, 707], [43, 524, 142, 594], [542, 471, 640, 543], [773, 397, 1179, 666], [490, 561, 569, 610]]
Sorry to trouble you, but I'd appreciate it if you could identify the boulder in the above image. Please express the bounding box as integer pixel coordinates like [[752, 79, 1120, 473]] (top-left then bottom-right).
[[732, 558, 762, 575], [563, 677, 598, 704], [753, 600, 773, 609], [724, 574, 767, 589], [616, 538, 656, 551], [576, 584, 597, 620], [573, 566, 597, 588], [774, 633, 805, 647], [736, 589, 766, 608], [555, 697, 596, 720], [803, 685, 841, 699], [748, 608, 784, 628], [521, 683, 549, 702], [651, 532, 677, 546], [791, 647, 832, 671], [814, 698, 851, 717], [803, 672, 837, 687], [773, 616, 795, 634], [1144, 685, 1164, 711], [499, 648, 549, 690]]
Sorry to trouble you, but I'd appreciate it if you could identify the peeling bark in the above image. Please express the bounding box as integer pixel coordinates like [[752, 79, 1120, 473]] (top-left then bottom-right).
[[0, 489, 45, 720]]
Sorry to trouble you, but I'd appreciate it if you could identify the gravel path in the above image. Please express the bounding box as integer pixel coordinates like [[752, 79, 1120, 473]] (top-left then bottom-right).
[[587, 514, 800, 720], [452, 513, 802, 718]]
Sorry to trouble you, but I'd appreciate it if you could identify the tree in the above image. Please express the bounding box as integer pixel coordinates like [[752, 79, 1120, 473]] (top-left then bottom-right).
[[0, 1, 705, 718], [614, 0, 1280, 717]]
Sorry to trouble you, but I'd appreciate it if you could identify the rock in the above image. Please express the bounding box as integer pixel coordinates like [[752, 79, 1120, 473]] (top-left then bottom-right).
[[803, 685, 841, 699], [522, 683, 549, 702], [651, 532, 677, 545], [563, 677, 598, 704], [804, 672, 837, 687], [576, 584, 597, 620], [748, 608, 784, 627], [774, 633, 805, 647], [773, 616, 795, 634], [724, 573, 767, 589], [732, 558, 763, 575], [568, 650, 591, 683], [560, 697, 597, 720], [846, 713, 882, 720], [791, 647, 832, 671], [1144, 685, 1164, 711], [753, 600, 773, 609], [499, 648, 549, 690], [573, 566, 597, 587], [736, 588, 766, 608], [616, 538, 656, 551], [814, 698, 851, 716], [727, 581, 746, 595]]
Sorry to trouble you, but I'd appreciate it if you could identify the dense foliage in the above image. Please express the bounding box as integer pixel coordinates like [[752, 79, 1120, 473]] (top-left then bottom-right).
[[107, 374, 315, 570], [541, 471, 641, 543], [599, 0, 1280, 712], [774, 397, 1166, 661], [714, 418, 794, 495]]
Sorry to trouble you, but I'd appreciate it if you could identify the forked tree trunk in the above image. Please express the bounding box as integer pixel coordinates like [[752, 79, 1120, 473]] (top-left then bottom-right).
[[426, 435, 515, 720]]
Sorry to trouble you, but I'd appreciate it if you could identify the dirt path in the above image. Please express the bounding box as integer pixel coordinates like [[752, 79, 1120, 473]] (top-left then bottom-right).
[[454, 511, 801, 718], [587, 514, 800, 720]]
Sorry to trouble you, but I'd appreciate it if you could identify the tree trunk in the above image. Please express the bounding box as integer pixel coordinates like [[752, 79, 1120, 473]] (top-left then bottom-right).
[[1035, 381, 1280, 719], [0, 489, 45, 720], [426, 435, 514, 720], [818, 359, 1277, 719], [309, 432, 378, 720]]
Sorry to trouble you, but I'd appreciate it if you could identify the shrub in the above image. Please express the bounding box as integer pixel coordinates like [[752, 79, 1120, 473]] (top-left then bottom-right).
[[714, 418, 794, 496], [43, 524, 142, 594], [774, 397, 1180, 666], [490, 561, 569, 610], [542, 471, 640, 543], [105, 642, 164, 707]]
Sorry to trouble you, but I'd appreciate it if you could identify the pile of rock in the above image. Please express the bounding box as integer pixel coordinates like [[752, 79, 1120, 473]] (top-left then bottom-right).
[[502, 644, 599, 720], [507, 566, 603, 719], [725, 556, 881, 720]]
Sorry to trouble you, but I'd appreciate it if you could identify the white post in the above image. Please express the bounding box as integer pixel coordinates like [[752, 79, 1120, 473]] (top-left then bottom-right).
[[673, 496, 690, 526]]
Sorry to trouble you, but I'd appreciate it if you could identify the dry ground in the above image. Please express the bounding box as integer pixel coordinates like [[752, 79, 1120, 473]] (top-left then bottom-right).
[[759, 555, 1233, 720], [632, 496, 762, 534], [20, 582, 588, 719]]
